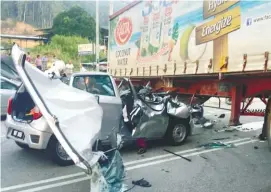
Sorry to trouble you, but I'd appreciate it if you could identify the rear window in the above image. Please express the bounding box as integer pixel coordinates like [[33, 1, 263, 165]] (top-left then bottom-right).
[[72, 75, 115, 96]]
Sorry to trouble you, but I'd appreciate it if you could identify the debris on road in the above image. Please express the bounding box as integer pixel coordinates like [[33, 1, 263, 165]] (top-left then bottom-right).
[[161, 168, 170, 173], [225, 127, 239, 132], [218, 114, 225, 118], [137, 148, 147, 154], [203, 121, 214, 128], [198, 142, 236, 149], [199, 155, 208, 160], [163, 149, 192, 162], [226, 121, 264, 132], [254, 146, 259, 149], [132, 178, 152, 188], [212, 137, 231, 141]]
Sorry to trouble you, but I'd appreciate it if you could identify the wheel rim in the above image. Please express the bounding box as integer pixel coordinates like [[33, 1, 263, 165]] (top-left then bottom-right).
[[172, 124, 187, 143], [56, 142, 71, 161]]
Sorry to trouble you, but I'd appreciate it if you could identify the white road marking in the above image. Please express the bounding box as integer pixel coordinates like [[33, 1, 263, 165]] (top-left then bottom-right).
[[1, 137, 256, 192], [1, 173, 85, 192], [124, 137, 250, 166], [17, 177, 92, 192], [126, 139, 257, 171], [19, 139, 257, 192]]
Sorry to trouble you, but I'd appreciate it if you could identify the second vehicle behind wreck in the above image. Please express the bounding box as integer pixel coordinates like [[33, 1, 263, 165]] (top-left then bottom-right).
[[119, 78, 195, 145]]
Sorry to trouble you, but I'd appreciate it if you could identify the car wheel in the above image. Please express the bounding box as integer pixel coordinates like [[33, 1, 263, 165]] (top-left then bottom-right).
[[166, 118, 189, 146], [15, 141, 29, 149], [47, 136, 74, 166], [266, 98, 271, 151]]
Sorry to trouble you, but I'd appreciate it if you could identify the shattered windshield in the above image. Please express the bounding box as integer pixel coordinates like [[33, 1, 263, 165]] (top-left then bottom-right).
[[72, 75, 115, 96]]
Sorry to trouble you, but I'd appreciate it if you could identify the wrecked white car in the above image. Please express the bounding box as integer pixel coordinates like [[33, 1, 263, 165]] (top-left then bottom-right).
[[5, 58, 122, 166], [5, 44, 127, 191]]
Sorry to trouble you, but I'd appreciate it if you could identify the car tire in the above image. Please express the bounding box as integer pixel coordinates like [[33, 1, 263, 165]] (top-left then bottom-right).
[[165, 118, 189, 146], [47, 136, 74, 166], [15, 141, 29, 149], [265, 98, 271, 151]]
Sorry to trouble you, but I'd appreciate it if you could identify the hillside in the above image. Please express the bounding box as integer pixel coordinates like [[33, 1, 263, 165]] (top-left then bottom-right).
[[1, 19, 42, 35], [1, 1, 127, 30]]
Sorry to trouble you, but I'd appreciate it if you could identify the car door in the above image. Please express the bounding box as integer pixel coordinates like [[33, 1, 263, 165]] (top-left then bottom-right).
[[70, 74, 122, 143], [0, 79, 17, 115], [11, 44, 104, 172], [98, 77, 122, 143]]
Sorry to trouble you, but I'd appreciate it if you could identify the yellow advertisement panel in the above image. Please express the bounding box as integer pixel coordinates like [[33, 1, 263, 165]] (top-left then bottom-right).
[[196, 6, 241, 45], [203, 0, 240, 19]]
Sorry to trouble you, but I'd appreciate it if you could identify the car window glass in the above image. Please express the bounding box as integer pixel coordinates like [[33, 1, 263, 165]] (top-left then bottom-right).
[[72, 75, 115, 96], [0, 79, 17, 90]]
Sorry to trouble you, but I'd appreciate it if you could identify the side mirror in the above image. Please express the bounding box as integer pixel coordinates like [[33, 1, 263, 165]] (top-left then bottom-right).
[[95, 95, 100, 104]]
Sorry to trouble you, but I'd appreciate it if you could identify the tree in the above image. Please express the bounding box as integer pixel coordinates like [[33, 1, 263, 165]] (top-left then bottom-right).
[[52, 6, 96, 42]]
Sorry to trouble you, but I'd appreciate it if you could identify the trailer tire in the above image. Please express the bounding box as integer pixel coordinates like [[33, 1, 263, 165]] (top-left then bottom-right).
[[166, 118, 189, 146], [47, 136, 74, 166], [265, 98, 271, 151]]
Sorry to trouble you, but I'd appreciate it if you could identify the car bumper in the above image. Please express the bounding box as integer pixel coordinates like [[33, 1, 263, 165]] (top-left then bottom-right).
[[5, 115, 52, 150]]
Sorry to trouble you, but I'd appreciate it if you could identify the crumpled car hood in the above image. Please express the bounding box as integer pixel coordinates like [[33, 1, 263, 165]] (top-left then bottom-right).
[[11, 44, 103, 171]]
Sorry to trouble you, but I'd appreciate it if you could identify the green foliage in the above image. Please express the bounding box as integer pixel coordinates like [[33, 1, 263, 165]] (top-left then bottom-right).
[[1, 1, 127, 29], [30, 35, 106, 71], [52, 6, 96, 42]]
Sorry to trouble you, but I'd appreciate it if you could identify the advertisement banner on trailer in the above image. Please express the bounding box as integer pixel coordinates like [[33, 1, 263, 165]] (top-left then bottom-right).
[[109, 0, 271, 74]]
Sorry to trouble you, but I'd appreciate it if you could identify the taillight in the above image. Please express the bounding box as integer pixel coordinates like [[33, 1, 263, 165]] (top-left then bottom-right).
[[28, 106, 42, 120], [7, 97, 13, 115]]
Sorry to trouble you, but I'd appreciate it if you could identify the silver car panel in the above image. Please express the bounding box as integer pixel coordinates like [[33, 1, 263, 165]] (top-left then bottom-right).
[[131, 99, 169, 138], [69, 73, 122, 144]]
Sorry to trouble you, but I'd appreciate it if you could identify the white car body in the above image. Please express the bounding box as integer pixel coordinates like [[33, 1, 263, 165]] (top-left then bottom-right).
[[5, 71, 122, 150], [5, 45, 122, 169]]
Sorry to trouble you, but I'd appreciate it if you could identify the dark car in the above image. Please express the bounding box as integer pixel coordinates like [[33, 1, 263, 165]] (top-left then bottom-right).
[[1, 55, 21, 81]]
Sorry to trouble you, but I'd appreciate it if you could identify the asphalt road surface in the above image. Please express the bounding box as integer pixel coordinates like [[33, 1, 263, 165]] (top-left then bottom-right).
[[1, 106, 271, 192]]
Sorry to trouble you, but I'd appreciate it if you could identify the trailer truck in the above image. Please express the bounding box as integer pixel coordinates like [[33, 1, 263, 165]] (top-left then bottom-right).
[[107, 0, 271, 126]]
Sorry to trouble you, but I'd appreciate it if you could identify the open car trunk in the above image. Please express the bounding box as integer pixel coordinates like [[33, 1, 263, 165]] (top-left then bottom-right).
[[11, 85, 35, 121]]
